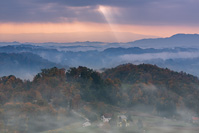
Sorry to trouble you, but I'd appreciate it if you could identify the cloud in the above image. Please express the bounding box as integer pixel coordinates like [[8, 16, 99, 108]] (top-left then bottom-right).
[[38, 0, 151, 7], [0, 0, 199, 26], [0, 0, 105, 23]]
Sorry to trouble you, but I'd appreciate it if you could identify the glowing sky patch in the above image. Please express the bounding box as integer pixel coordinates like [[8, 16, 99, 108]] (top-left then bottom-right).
[[0, 22, 110, 34], [0, 22, 199, 43], [0, 0, 199, 42]]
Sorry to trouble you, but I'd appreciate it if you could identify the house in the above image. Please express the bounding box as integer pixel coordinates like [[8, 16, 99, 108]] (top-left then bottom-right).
[[82, 119, 91, 127], [117, 115, 129, 127], [101, 115, 111, 123], [98, 115, 111, 128], [119, 115, 127, 121], [82, 121, 91, 127]]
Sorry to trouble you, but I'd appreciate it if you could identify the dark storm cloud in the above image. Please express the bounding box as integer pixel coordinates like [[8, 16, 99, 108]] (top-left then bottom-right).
[[0, 0, 104, 23], [0, 0, 199, 25], [116, 0, 199, 25]]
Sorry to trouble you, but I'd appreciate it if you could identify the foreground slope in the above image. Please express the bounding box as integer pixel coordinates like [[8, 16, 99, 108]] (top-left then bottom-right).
[[0, 64, 199, 132]]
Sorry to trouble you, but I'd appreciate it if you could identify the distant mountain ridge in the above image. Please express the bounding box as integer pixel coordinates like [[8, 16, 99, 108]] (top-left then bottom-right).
[[1, 33, 199, 48], [129, 33, 199, 48]]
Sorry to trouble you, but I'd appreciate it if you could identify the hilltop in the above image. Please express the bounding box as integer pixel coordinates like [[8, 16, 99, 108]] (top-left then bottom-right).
[[130, 33, 199, 48]]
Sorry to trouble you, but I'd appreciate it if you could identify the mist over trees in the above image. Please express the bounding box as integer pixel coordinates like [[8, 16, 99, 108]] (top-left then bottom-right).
[[1, 35, 199, 132], [2, 35, 199, 79], [0, 64, 199, 132]]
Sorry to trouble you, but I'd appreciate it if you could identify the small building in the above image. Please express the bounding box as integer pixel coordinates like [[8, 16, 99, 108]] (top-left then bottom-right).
[[82, 121, 91, 127], [82, 119, 91, 128], [98, 115, 112, 128], [117, 115, 129, 127], [101, 115, 111, 123], [119, 115, 127, 121]]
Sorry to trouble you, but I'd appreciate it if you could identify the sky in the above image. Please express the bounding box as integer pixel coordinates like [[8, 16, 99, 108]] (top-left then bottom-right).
[[0, 0, 199, 42]]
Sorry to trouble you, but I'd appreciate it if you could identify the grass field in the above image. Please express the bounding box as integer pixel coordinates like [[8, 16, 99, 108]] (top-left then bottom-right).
[[43, 112, 199, 133]]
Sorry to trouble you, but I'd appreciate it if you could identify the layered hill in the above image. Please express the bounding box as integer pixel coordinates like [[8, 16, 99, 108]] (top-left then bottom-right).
[[1, 34, 199, 77], [0, 52, 66, 79]]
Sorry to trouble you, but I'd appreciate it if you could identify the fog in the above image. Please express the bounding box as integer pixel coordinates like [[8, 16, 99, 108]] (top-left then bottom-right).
[[0, 34, 199, 132], [120, 52, 199, 62], [1, 78, 198, 133]]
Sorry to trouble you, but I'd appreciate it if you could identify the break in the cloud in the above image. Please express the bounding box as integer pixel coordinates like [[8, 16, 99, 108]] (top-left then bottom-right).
[[0, 0, 199, 26]]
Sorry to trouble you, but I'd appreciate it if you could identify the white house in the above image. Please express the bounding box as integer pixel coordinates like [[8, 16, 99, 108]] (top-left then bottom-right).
[[82, 121, 91, 127], [101, 115, 111, 123], [117, 115, 129, 127]]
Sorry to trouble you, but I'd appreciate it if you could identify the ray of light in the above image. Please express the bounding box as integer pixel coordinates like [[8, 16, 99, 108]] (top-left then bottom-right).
[[98, 5, 140, 42], [98, 5, 120, 42]]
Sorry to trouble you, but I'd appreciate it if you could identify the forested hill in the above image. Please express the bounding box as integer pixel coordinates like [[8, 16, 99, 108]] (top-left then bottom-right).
[[102, 63, 199, 116], [0, 64, 199, 132], [102, 63, 199, 102], [102, 63, 199, 85]]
